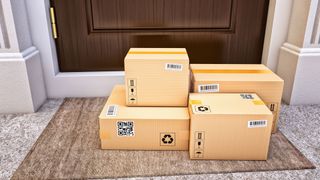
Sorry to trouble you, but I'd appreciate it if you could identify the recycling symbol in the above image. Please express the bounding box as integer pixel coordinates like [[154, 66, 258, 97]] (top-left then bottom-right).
[[197, 106, 209, 112], [162, 134, 174, 144], [194, 105, 211, 113]]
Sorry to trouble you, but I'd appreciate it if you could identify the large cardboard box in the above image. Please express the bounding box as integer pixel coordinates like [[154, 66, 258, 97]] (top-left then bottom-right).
[[99, 85, 190, 150], [190, 64, 283, 133], [189, 93, 273, 160], [125, 48, 190, 107]]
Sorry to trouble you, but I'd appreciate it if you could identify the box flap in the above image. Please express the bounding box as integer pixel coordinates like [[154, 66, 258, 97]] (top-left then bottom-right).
[[125, 48, 189, 61], [189, 93, 272, 115], [191, 64, 283, 82]]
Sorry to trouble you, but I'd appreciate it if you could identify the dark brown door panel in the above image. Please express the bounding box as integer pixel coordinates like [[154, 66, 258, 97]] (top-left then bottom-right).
[[90, 0, 233, 30], [52, 0, 269, 72]]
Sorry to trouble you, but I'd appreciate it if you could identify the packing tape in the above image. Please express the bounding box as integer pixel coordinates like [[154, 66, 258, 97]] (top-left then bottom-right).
[[128, 51, 187, 54], [192, 69, 272, 74], [252, 100, 265, 105], [189, 100, 202, 105]]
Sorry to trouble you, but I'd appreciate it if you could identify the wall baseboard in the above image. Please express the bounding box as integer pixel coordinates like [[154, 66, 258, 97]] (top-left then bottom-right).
[[277, 43, 320, 104], [0, 47, 46, 113]]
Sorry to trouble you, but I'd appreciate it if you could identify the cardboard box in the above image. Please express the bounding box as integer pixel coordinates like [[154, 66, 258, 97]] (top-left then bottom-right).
[[190, 64, 283, 133], [99, 85, 190, 150], [189, 93, 273, 160], [125, 48, 190, 106]]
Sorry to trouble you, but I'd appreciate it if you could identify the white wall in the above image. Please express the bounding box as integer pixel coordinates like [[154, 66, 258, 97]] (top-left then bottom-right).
[[0, 48, 45, 113], [291, 55, 320, 104], [0, 0, 46, 113], [277, 0, 320, 104], [0, 58, 34, 112], [10, 0, 33, 51]]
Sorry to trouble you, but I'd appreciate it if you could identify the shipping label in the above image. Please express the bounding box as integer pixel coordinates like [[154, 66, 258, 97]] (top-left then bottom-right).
[[248, 120, 267, 128], [198, 84, 219, 93], [106, 105, 118, 116], [165, 63, 183, 71]]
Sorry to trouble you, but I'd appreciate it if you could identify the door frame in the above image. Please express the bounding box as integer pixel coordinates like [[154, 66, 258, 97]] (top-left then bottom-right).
[[25, 0, 292, 98]]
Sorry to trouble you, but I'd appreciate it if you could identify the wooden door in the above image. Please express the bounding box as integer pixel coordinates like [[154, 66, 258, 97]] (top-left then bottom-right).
[[51, 0, 269, 72]]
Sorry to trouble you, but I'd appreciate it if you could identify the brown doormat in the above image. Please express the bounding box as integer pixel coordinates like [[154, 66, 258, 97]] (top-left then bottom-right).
[[12, 98, 315, 179]]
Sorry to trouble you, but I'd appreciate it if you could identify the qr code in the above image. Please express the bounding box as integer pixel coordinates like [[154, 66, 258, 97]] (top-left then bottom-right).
[[117, 121, 134, 136]]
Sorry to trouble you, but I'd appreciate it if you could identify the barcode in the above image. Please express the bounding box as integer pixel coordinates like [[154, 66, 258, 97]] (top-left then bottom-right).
[[198, 84, 219, 92], [130, 80, 135, 86], [117, 121, 134, 136], [248, 120, 267, 128], [128, 79, 136, 87], [165, 63, 183, 71], [106, 105, 118, 116]]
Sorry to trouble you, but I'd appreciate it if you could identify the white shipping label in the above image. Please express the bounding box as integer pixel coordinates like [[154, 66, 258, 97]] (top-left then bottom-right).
[[106, 105, 118, 116], [248, 120, 267, 128], [165, 63, 183, 71], [198, 84, 219, 92], [117, 121, 135, 136]]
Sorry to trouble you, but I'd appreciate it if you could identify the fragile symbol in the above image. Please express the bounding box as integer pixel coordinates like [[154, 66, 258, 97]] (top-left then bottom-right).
[[162, 134, 174, 144]]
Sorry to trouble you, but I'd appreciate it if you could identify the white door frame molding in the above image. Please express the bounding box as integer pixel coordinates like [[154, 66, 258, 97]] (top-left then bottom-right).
[[24, 0, 292, 98], [262, 0, 293, 71], [0, 0, 19, 52], [24, 0, 124, 98], [277, 0, 320, 104]]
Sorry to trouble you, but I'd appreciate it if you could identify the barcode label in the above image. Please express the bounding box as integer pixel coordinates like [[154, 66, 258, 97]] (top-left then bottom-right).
[[198, 84, 219, 92], [128, 79, 136, 87], [130, 80, 134, 86], [248, 120, 267, 128], [106, 105, 118, 116], [165, 63, 183, 71], [117, 121, 134, 136]]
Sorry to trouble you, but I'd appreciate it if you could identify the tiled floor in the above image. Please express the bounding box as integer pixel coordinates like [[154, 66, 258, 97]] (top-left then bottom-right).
[[0, 99, 64, 180], [0, 99, 319, 180]]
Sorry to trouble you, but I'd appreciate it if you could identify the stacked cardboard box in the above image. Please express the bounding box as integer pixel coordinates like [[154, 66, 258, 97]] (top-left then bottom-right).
[[99, 85, 189, 150], [124, 48, 189, 106], [99, 48, 283, 160], [99, 48, 190, 150], [190, 64, 284, 133], [189, 93, 273, 160]]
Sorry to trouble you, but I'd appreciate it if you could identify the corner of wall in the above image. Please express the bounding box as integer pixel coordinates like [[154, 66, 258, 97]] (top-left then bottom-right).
[[25, 49, 47, 111], [0, 47, 47, 113]]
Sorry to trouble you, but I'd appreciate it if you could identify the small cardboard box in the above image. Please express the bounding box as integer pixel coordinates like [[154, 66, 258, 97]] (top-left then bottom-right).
[[189, 93, 273, 160], [190, 64, 283, 133], [125, 48, 190, 107], [99, 85, 190, 150]]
